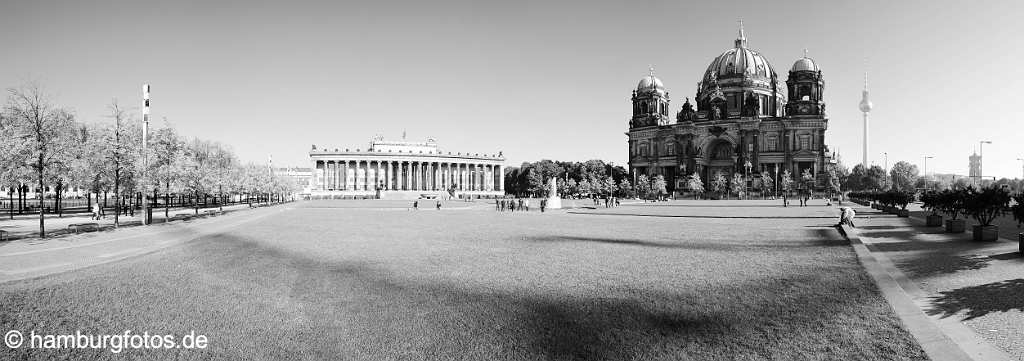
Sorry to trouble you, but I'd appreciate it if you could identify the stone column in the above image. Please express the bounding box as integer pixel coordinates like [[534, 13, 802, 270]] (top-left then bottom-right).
[[325, 161, 332, 190], [486, 165, 492, 191], [420, 162, 426, 190], [426, 162, 433, 190], [342, 161, 348, 191], [491, 163, 499, 191]]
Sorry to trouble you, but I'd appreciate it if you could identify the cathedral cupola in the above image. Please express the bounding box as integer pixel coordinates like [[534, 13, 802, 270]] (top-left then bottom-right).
[[785, 50, 825, 117], [630, 67, 671, 128]]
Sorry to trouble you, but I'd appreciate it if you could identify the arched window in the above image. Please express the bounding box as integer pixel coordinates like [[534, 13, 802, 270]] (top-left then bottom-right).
[[641, 101, 648, 114]]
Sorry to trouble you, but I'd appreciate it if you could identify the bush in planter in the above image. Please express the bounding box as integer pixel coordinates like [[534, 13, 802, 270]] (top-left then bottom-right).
[[963, 186, 1011, 241], [920, 190, 944, 226], [938, 188, 967, 233], [892, 191, 913, 217]]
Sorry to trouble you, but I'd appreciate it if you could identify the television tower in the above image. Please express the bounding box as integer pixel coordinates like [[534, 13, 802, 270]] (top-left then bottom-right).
[[858, 72, 873, 167]]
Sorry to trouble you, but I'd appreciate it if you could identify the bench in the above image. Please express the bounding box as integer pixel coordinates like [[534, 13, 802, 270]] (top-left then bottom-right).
[[173, 213, 195, 221], [0, 229, 7, 242], [67, 223, 100, 234], [203, 209, 223, 216]]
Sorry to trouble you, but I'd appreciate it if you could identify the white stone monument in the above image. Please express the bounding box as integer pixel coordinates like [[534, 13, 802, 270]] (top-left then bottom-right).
[[546, 178, 562, 209]]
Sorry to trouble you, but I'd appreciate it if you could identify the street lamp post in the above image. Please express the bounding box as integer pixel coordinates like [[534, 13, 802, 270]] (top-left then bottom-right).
[[922, 156, 933, 178], [979, 140, 991, 186], [883, 152, 888, 189], [1017, 158, 1024, 180]]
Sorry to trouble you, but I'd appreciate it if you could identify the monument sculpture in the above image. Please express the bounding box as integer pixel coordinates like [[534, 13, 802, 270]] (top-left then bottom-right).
[[546, 178, 562, 209]]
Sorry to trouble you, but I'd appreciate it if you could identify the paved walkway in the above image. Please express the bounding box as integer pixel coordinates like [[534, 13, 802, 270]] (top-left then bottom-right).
[[0, 203, 292, 283], [844, 203, 1022, 361], [0, 203, 264, 241]]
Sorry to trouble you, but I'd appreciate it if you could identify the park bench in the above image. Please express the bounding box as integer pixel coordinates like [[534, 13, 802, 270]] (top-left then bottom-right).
[[203, 209, 223, 217], [67, 223, 100, 234], [173, 213, 195, 221], [0, 229, 8, 242]]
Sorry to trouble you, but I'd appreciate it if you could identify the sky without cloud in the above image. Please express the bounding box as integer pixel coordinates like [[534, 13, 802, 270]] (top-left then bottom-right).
[[2, 0, 1022, 179]]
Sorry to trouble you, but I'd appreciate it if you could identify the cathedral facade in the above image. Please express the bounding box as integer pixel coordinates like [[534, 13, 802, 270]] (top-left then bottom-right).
[[627, 25, 832, 195]]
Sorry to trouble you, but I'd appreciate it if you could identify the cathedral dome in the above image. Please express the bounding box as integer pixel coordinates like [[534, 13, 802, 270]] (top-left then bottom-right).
[[703, 46, 776, 83], [791, 57, 819, 72], [636, 73, 665, 94]]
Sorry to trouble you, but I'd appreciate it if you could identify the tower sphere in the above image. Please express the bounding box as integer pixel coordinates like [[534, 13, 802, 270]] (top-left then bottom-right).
[[859, 90, 873, 112]]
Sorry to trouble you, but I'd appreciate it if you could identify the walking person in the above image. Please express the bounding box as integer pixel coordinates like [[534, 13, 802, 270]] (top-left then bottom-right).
[[92, 203, 100, 220], [523, 199, 530, 212], [509, 199, 515, 212], [495, 199, 500, 211], [413, 200, 418, 210], [540, 199, 546, 213], [436, 201, 441, 210]]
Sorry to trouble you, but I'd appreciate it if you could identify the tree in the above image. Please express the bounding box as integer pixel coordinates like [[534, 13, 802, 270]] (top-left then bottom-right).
[[760, 171, 774, 198], [636, 174, 651, 200], [779, 170, 794, 196], [686, 172, 704, 199], [617, 179, 634, 198], [651, 175, 667, 200], [889, 161, 919, 193], [151, 119, 184, 219], [526, 168, 544, 197], [603, 175, 616, 197], [800, 169, 815, 196], [844, 164, 867, 191], [4, 83, 77, 237], [710, 171, 728, 199], [826, 167, 841, 197], [578, 178, 592, 197], [730, 173, 745, 199], [865, 165, 887, 191], [102, 100, 141, 227]]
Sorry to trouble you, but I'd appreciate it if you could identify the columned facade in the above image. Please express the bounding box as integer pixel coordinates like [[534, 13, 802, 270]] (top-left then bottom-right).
[[310, 137, 505, 199]]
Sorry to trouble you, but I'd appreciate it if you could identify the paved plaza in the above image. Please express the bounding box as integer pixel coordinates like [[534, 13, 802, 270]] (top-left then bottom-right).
[[846, 203, 1024, 360], [0, 199, 931, 360]]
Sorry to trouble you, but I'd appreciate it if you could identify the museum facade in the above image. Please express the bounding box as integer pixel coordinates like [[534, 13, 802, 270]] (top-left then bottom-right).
[[627, 25, 833, 194], [309, 136, 504, 199]]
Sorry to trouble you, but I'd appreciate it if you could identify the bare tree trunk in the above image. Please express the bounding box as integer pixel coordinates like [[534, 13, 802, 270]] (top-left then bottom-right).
[[164, 181, 170, 221], [38, 161, 45, 238], [113, 168, 120, 228]]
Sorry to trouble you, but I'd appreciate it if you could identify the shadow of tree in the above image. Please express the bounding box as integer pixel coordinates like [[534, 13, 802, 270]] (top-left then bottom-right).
[[895, 253, 990, 278], [176, 234, 923, 361], [525, 233, 847, 251], [927, 279, 1024, 320]]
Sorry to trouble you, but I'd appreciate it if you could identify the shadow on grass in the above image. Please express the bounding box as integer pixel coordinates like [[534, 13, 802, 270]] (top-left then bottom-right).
[[989, 252, 1023, 261], [168, 234, 921, 361], [566, 212, 836, 219], [525, 231, 847, 250], [927, 278, 1024, 320]]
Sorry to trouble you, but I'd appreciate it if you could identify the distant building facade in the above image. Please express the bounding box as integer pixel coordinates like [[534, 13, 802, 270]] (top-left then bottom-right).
[[309, 136, 504, 199], [626, 25, 832, 194], [968, 152, 981, 183]]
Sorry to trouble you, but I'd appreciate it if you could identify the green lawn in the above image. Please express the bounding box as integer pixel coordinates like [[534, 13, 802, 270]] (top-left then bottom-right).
[[0, 200, 927, 360]]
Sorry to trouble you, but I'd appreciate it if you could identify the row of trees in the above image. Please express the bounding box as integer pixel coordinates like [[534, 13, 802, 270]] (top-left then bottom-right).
[[0, 82, 299, 237]]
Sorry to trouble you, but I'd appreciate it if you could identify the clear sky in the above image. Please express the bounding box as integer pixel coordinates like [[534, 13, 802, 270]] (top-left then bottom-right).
[[3, 0, 1022, 179]]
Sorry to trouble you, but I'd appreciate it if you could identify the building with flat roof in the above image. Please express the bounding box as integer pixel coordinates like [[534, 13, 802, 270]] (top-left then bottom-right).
[[309, 135, 505, 199]]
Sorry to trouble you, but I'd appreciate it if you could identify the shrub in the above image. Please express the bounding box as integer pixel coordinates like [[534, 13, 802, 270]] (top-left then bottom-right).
[[963, 186, 1011, 226], [920, 190, 940, 215], [1012, 193, 1024, 227], [936, 188, 965, 220]]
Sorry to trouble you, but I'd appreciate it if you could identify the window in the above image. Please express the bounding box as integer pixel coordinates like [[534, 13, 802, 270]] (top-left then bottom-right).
[[799, 135, 810, 150], [666, 143, 675, 156], [767, 136, 778, 152]]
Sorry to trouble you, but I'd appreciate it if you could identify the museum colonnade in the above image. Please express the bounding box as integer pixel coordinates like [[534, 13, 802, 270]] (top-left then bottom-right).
[[313, 160, 502, 192]]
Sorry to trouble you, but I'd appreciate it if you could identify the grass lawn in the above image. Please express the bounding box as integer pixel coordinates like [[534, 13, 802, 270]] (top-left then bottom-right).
[[0, 200, 927, 360]]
